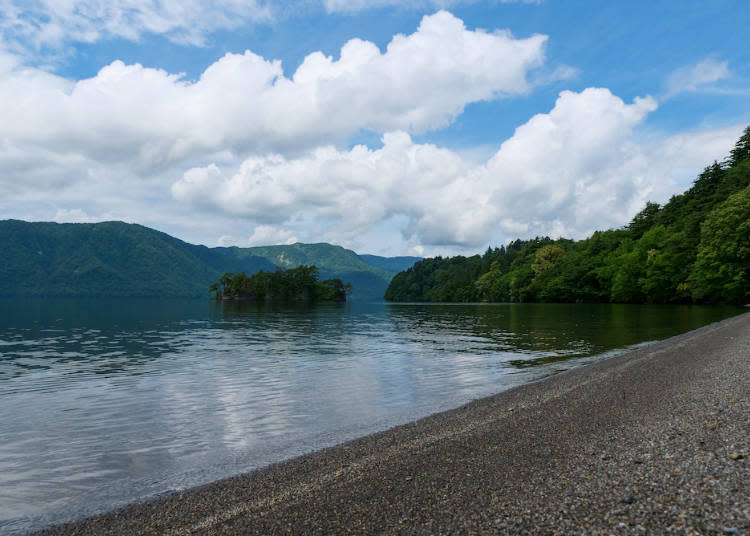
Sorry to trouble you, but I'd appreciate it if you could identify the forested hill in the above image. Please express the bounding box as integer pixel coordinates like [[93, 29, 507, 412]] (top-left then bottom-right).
[[357, 254, 424, 274], [0, 222, 420, 300], [385, 127, 750, 305], [0, 220, 277, 297], [217, 243, 415, 301]]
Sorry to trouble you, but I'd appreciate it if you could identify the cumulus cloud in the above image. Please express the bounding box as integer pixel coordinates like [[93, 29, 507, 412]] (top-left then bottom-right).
[[172, 131, 472, 241], [247, 225, 299, 246], [0, 11, 546, 195], [215, 226, 298, 247], [0, 0, 273, 49], [52, 208, 101, 223], [664, 58, 730, 99], [0, 8, 742, 257], [174, 87, 741, 253]]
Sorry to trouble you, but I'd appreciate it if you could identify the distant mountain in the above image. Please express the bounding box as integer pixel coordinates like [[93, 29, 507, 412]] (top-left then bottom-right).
[[0, 220, 276, 298], [358, 254, 423, 274], [218, 243, 419, 301], [0, 220, 421, 300]]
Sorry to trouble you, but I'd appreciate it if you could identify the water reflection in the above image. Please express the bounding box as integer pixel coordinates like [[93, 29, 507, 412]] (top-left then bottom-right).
[[0, 299, 742, 535]]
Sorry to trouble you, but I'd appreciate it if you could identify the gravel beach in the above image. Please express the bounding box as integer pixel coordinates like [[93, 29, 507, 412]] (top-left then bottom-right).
[[39, 312, 749, 535]]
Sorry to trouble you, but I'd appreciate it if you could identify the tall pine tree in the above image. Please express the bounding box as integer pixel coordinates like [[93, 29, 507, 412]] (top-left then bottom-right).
[[728, 126, 750, 167]]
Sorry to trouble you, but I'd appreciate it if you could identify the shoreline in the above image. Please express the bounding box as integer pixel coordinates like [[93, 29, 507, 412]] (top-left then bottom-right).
[[39, 313, 749, 535]]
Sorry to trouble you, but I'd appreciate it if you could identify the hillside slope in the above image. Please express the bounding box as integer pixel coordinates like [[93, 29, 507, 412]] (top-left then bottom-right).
[[219, 243, 403, 301], [0, 221, 275, 298], [0, 222, 421, 300], [386, 126, 750, 305], [358, 254, 423, 274]]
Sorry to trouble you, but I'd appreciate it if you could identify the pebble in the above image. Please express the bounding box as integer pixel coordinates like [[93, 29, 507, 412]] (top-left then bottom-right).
[[33, 312, 750, 536]]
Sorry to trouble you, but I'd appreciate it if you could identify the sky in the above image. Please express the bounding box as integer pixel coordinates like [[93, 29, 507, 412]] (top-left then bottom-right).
[[0, 1, 748, 257]]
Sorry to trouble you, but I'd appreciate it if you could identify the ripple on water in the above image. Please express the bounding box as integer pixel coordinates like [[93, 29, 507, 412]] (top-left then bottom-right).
[[0, 300, 743, 535]]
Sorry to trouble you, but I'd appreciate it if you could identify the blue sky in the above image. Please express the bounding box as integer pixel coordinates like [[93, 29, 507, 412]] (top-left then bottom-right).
[[0, 0, 748, 256]]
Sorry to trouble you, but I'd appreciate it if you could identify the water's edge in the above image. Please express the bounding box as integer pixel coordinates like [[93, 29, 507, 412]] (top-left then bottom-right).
[[36, 311, 750, 535], [0, 301, 743, 535]]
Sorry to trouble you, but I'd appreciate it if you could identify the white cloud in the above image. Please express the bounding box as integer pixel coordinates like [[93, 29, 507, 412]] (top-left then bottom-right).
[[53, 208, 101, 223], [173, 87, 741, 254], [664, 58, 730, 99], [323, 0, 539, 14], [1, 83, 741, 255], [171, 89, 652, 247], [0, 9, 742, 257], [0, 0, 544, 51], [0, 11, 546, 195], [247, 225, 299, 246], [530, 63, 580, 86], [216, 227, 298, 247], [0, 0, 273, 49], [172, 131, 473, 242]]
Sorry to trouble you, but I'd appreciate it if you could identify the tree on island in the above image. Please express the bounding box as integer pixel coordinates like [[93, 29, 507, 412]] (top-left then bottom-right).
[[210, 265, 352, 302]]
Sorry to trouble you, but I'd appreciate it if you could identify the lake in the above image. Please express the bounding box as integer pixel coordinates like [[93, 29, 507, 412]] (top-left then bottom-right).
[[0, 299, 742, 534]]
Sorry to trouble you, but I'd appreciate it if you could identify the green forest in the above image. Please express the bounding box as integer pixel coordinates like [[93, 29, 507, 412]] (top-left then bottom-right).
[[385, 127, 750, 305], [210, 265, 352, 302], [0, 221, 418, 300]]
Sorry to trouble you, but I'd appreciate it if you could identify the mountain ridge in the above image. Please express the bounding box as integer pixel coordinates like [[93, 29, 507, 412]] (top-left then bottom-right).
[[0, 220, 420, 301]]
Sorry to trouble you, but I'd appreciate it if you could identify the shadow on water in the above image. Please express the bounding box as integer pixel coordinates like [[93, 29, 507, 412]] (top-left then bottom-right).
[[0, 298, 209, 382], [0, 298, 741, 388], [384, 302, 743, 368]]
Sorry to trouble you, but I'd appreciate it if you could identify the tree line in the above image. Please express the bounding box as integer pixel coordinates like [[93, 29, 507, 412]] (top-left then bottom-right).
[[211, 265, 352, 302], [385, 127, 750, 305]]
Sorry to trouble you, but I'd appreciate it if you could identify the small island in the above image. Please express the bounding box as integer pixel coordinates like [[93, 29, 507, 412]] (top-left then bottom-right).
[[210, 265, 352, 302]]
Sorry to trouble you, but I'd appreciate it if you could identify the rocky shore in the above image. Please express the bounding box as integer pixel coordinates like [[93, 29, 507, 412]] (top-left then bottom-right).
[[39, 313, 749, 535]]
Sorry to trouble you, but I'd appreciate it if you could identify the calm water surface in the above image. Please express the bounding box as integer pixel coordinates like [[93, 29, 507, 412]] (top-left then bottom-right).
[[0, 299, 742, 534]]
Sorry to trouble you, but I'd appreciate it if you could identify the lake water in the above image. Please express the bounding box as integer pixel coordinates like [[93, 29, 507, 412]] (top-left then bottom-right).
[[0, 299, 742, 534]]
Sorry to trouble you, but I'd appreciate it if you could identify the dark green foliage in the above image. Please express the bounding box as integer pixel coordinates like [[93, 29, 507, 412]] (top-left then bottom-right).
[[627, 201, 660, 239], [690, 185, 750, 303], [210, 265, 351, 302], [217, 243, 419, 301], [317, 278, 353, 302], [386, 126, 750, 305], [0, 220, 276, 297], [384, 254, 484, 302], [357, 254, 423, 273], [728, 126, 750, 168], [0, 222, 417, 300]]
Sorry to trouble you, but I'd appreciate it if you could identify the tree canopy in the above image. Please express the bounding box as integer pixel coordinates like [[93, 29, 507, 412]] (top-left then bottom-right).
[[386, 126, 750, 305], [210, 265, 352, 302]]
